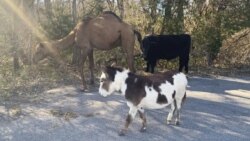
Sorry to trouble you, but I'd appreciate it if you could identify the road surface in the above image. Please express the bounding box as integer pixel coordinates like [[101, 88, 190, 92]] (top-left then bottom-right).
[[0, 75, 250, 141]]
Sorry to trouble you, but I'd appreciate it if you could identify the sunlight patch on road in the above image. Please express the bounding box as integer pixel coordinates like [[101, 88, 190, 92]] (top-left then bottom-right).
[[187, 90, 225, 103], [217, 76, 250, 84], [24, 107, 52, 120], [0, 106, 6, 114], [0, 105, 22, 118], [106, 101, 122, 107], [225, 89, 250, 99], [46, 86, 78, 94], [89, 101, 105, 108]]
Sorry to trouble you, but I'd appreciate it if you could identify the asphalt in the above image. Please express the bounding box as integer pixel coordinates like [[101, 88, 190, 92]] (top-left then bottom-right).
[[0, 75, 250, 141]]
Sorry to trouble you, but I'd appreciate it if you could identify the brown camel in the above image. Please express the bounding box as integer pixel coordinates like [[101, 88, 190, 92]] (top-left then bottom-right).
[[33, 11, 142, 90]]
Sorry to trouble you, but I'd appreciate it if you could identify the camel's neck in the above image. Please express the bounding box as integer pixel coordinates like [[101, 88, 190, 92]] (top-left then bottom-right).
[[52, 30, 75, 50]]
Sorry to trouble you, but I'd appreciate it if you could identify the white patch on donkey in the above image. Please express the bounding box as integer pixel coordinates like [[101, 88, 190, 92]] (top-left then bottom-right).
[[139, 80, 175, 109]]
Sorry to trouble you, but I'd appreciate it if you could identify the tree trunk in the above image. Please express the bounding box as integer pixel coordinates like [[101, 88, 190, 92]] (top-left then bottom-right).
[[13, 51, 20, 72], [206, 0, 223, 66], [176, 0, 184, 34], [11, 0, 21, 72], [44, 0, 52, 18], [161, 0, 173, 34], [72, 0, 77, 24], [21, 0, 35, 65], [71, 46, 81, 65], [71, 0, 79, 65], [149, 0, 157, 34], [106, 0, 115, 11], [117, 0, 124, 19]]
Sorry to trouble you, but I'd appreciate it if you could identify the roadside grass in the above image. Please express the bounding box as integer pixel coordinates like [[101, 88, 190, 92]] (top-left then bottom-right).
[[1, 56, 249, 103], [0, 59, 80, 102]]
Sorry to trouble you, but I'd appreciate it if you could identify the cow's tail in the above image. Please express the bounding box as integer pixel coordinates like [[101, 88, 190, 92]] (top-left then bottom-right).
[[134, 30, 142, 50], [188, 35, 192, 53]]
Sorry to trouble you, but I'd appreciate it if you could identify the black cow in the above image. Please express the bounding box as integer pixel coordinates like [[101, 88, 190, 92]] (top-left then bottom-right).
[[141, 34, 191, 73]]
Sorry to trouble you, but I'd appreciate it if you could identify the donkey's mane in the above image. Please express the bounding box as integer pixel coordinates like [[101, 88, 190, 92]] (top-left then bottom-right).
[[106, 66, 176, 86], [105, 66, 124, 81]]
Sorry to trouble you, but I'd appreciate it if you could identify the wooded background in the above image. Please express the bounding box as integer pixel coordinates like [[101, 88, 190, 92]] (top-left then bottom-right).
[[0, 0, 249, 97]]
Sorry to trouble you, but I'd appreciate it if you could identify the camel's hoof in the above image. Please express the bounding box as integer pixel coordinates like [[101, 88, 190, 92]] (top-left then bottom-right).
[[118, 129, 126, 136], [140, 127, 147, 132]]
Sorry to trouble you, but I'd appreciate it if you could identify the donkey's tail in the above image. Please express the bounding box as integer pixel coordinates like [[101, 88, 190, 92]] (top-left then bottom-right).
[[173, 73, 188, 102]]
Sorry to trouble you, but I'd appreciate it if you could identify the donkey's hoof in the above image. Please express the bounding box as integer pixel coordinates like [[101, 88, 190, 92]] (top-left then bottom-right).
[[166, 120, 172, 125], [175, 121, 180, 126], [140, 127, 147, 132], [118, 129, 126, 136]]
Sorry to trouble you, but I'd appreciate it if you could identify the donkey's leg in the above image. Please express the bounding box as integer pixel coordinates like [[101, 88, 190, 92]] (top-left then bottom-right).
[[119, 102, 138, 136], [175, 99, 183, 126], [138, 107, 147, 132], [88, 49, 94, 85], [167, 100, 177, 124]]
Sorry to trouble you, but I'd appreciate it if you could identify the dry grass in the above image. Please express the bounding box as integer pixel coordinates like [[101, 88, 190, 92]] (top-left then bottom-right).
[[50, 109, 78, 121]]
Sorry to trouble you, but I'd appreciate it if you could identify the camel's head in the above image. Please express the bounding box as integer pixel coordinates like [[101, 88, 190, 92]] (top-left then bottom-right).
[[33, 42, 50, 63]]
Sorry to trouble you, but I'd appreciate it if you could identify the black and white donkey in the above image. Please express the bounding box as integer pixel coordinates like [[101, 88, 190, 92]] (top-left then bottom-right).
[[99, 66, 188, 136]]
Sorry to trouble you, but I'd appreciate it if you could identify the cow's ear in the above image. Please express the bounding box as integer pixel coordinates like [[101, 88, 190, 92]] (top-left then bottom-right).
[[111, 62, 116, 67]]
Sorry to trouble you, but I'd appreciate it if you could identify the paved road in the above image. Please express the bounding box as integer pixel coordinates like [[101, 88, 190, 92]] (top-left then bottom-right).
[[0, 75, 250, 141]]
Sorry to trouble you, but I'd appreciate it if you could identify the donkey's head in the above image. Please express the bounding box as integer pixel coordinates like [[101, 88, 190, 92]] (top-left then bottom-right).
[[99, 66, 128, 97]]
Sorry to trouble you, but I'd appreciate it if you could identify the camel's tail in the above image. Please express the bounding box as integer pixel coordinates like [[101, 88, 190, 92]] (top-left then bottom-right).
[[134, 30, 142, 49]]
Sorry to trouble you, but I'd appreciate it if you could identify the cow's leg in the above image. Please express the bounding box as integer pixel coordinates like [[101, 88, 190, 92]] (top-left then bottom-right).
[[119, 102, 138, 136], [88, 49, 94, 85], [138, 107, 147, 132], [146, 61, 150, 72], [150, 59, 157, 73], [179, 57, 185, 72], [184, 56, 189, 73], [167, 100, 177, 124]]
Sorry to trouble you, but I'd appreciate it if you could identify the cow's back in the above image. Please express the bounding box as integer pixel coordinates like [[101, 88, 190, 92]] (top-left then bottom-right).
[[145, 34, 191, 60]]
